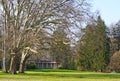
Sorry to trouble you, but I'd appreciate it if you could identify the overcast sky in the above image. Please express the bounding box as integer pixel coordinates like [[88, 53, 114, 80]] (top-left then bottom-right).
[[92, 0, 120, 26]]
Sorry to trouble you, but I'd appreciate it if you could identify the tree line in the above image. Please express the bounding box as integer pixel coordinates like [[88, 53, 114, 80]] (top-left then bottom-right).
[[77, 16, 120, 72], [0, 0, 120, 75]]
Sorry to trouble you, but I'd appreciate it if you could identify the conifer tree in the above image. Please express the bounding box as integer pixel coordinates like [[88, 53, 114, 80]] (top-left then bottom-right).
[[78, 16, 110, 71]]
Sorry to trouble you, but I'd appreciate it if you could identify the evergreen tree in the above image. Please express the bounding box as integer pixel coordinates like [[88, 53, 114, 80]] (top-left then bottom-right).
[[78, 16, 110, 71], [51, 27, 72, 69]]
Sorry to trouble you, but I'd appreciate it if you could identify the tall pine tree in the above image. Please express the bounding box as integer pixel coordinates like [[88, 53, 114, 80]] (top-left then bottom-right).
[[78, 16, 110, 71]]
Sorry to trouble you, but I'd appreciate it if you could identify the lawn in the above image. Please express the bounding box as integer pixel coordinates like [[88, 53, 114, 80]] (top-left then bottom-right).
[[0, 69, 120, 81]]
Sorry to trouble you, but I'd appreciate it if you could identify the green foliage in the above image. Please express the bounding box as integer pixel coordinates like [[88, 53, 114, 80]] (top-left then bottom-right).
[[51, 27, 73, 69], [26, 63, 36, 69], [67, 58, 77, 70], [78, 16, 110, 71]]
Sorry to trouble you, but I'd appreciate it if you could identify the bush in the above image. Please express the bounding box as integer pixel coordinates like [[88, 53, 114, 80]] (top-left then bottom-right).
[[26, 63, 36, 69], [108, 50, 120, 72]]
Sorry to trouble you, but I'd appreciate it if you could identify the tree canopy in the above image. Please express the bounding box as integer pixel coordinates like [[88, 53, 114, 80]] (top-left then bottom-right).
[[77, 16, 110, 71]]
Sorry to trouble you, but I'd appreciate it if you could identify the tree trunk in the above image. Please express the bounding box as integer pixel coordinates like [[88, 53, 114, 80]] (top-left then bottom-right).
[[2, 55, 8, 73], [19, 47, 37, 73], [19, 54, 30, 73], [9, 55, 17, 74], [2, 22, 8, 73], [19, 49, 26, 73], [19, 57, 25, 73], [2, 42, 8, 73]]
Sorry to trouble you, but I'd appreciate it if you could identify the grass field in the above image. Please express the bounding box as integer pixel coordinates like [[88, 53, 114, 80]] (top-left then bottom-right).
[[0, 69, 120, 81]]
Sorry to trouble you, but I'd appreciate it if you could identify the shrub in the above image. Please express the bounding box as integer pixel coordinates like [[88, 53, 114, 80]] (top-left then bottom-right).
[[108, 50, 120, 72], [26, 63, 36, 69]]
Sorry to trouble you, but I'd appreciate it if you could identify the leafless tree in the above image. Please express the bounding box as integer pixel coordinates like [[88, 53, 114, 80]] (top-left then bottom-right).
[[0, 0, 91, 74]]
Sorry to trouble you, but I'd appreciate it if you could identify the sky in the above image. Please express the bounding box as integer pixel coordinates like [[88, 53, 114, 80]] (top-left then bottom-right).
[[92, 0, 120, 26]]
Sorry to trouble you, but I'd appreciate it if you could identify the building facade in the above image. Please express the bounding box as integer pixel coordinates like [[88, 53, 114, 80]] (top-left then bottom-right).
[[27, 60, 61, 69]]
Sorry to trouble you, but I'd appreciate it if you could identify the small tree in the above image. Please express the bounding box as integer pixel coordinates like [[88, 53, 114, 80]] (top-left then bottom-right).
[[108, 50, 120, 72]]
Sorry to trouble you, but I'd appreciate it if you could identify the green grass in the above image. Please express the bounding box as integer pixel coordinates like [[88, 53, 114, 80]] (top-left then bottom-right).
[[0, 69, 120, 81]]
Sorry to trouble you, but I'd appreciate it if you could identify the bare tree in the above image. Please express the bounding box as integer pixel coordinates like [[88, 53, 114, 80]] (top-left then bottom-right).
[[0, 0, 91, 74]]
